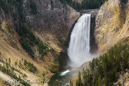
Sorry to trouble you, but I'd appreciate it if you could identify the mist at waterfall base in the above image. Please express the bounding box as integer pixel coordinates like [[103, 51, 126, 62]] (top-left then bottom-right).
[[48, 13, 100, 86], [68, 13, 96, 68]]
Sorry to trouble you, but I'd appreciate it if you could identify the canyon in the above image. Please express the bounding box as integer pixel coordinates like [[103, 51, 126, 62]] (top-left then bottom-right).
[[0, 0, 129, 86]]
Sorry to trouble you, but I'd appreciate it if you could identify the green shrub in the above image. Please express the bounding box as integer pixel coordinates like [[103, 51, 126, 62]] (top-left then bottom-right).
[[19, 25, 50, 58], [24, 60, 37, 73], [49, 67, 57, 73], [0, 63, 30, 86], [36, 38, 50, 57]]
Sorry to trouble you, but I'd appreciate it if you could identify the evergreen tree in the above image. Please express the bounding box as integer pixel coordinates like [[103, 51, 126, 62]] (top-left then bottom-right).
[[98, 75, 101, 86], [59, 0, 108, 11], [104, 75, 108, 86], [76, 71, 82, 86]]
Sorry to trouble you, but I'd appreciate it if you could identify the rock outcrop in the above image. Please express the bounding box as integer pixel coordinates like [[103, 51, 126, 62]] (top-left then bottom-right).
[[0, 9, 46, 86], [90, 9, 99, 53], [94, 0, 129, 52], [23, 0, 80, 52]]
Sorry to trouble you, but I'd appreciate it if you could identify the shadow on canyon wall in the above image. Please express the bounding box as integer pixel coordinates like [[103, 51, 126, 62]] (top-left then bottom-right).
[[90, 12, 98, 54]]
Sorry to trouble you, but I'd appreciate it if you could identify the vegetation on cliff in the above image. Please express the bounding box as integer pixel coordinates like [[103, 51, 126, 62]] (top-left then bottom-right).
[[76, 37, 129, 86], [0, 58, 30, 86], [0, 0, 51, 59], [0, 0, 22, 13], [19, 26, 50, 58], [0, 0, 69, 82], [24, 60, 37, 73]]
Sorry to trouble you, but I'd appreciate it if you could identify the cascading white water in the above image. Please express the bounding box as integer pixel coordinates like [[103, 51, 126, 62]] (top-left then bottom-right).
[[68, 13, 93, 68]]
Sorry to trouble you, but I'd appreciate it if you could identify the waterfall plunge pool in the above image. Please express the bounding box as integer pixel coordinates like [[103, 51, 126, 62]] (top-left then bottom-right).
[[48, 70, 73, 86]]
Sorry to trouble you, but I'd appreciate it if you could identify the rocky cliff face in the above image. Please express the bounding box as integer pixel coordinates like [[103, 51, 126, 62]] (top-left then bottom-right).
[[0, 0, 80, 85], [90, 9, 99, 53], [23, 0, 80, 52], [94, 0, 129, 52], [0, 9, 46, 86]]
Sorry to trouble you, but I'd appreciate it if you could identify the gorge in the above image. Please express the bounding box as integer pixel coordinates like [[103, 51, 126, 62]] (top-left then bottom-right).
[[48, 12, 99, 86], [0, 0, 129, 86]]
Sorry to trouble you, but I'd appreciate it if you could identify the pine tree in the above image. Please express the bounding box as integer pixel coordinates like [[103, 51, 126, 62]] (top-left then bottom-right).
[[76, 71, 82, 86], [98, 75, 101, 86], [104, 75, 108, 86]]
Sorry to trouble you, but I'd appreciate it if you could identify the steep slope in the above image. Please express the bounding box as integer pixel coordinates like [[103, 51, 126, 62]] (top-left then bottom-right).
[[0, 0, 80, 86], [0, 9, 44, 86], [23, 0, 80, 52], [94, 0, 129, 52]]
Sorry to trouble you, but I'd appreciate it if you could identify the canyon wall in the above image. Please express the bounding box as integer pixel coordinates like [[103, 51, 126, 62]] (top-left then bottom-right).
[[0, 0, 80, 85], [23, 0, 80, 52], [94, 0, 129, 52]]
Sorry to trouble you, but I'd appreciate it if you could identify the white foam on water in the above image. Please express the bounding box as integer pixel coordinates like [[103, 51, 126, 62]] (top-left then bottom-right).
[[60, 70, 70, 76]]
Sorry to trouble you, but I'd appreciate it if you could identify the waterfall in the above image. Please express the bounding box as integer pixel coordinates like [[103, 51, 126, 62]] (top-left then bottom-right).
[[68, 13, 92, 68]]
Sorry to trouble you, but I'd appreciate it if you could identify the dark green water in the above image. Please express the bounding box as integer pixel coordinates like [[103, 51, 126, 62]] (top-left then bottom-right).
[[48, 71, 73, 86]]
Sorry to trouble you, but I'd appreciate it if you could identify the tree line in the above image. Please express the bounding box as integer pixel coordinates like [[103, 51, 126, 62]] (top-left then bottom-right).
[[59, 0, 107, 11]]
